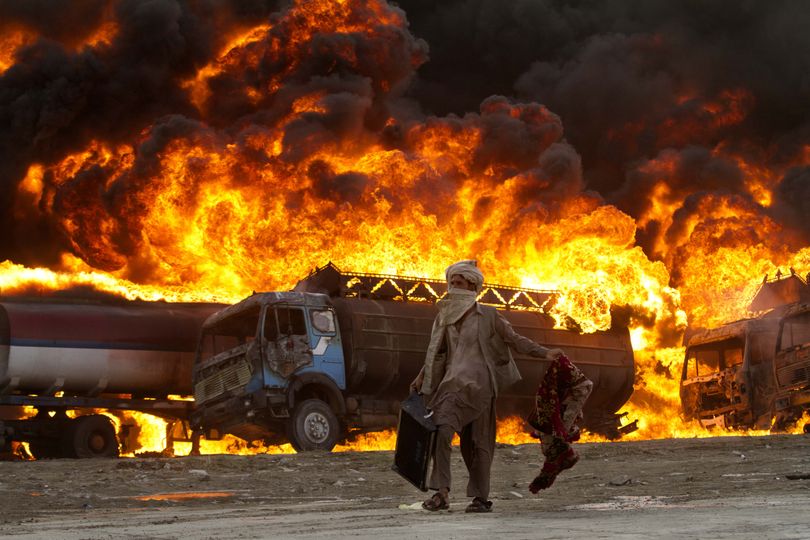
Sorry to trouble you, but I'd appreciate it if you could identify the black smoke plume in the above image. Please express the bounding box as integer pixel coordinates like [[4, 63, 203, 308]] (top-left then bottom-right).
[[2, 0, 808, 287]]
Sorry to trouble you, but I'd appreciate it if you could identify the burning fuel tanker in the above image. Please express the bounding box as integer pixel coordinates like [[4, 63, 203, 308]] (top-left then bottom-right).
[[1, 265, 634, 458], [0, 300, 224, 458], [0, 301, 224, 396]]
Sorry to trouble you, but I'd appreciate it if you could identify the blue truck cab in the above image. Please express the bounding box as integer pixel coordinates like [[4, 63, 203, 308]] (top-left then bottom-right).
[[190, 292, 349, 450]]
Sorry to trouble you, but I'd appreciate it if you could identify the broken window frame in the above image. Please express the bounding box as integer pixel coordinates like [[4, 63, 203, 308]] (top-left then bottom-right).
[[779, 312, 810, 351], [201, 305, 262, 356], [685, 338, 745, 377], [309, 308, 337, 335], [262, 304, 308, 342]]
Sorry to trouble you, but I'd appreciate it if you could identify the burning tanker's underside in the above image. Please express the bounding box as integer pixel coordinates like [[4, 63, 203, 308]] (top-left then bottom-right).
[[0, 300, 224, 458], [2, 0, 810, 446]]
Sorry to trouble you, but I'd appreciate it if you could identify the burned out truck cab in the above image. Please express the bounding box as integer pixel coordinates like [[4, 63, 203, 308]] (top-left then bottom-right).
[[680, 315, 780, 430], [773, 303, 810, 424], [190, 292, 347, 451]]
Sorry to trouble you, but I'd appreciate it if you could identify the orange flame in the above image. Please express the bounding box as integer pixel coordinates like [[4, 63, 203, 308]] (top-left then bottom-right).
[[0, 27, 36, 74], [4, 0, 810, 452]]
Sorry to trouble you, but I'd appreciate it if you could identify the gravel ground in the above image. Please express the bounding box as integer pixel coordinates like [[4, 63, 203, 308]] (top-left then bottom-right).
[[2, 434, 810, 539]]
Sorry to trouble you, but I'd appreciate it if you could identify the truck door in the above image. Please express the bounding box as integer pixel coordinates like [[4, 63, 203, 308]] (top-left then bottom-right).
[[307, 306, 345, 389], [774, 310, 810, 413], [262, 305, 313, 379]]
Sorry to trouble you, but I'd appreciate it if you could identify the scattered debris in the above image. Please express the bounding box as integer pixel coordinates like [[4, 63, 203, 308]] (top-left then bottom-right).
[[609, 475, 632, 486], [188, 469, 210, 481]]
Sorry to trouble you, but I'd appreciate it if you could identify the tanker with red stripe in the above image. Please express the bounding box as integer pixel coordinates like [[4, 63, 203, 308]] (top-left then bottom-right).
[[0, 299, 223, 458]]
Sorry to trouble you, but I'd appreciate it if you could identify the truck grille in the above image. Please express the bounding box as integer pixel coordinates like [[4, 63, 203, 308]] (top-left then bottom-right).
[[777, 358, 810, 387], [194, 357, 252, 404]]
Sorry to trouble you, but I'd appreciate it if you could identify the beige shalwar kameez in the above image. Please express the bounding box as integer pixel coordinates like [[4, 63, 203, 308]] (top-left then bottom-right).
[[428, 309, 495, 499]]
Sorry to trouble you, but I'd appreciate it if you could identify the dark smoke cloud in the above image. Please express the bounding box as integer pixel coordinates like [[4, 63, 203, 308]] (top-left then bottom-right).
[[473, 96, 563, 174], [2, 0, 429, 275], [773, 166, 810, 238], [0, 0, 110, 45], [308, 161, 370, 204], [280, 91, 375, 163], [398, 0, 810, 248], [0, 0, 281, 265], [4, 0, 809, 279]]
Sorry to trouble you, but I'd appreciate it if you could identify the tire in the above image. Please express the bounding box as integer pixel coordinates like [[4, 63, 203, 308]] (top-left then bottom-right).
[[286, 399, 340, 452], [65, 415, 119, 458]]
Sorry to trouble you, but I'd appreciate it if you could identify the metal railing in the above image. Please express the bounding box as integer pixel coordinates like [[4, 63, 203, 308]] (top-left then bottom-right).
[[294, 262, 558, 313]]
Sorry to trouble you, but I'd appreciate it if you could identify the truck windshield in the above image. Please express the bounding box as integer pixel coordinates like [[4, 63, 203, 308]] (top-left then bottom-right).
[[201, 306, 261, 357], [684, 339, 744, 377], [780, 312, 810, 350], [264, 306, 307, 340]]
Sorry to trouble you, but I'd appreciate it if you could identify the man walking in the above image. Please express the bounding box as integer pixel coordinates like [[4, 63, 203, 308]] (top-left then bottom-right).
[[410, 260, 560, 512]]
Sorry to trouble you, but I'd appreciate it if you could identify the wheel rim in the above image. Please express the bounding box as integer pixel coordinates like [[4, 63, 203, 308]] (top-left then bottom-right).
[[88, 432, 106, 453], [303, 411, 330, 444]]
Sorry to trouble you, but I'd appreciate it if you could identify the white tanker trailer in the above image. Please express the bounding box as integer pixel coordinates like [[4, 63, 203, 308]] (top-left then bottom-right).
[[0, 299, 224, 458]]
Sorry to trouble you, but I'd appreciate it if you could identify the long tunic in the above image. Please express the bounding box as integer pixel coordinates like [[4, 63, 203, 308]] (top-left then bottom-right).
[[424, 305, 553, 497], [429, 311, 493, 432]]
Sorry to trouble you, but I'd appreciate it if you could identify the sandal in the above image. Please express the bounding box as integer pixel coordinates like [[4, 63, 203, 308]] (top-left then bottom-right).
[[464, 497, 493, 513], [422, 492, 449, 511]]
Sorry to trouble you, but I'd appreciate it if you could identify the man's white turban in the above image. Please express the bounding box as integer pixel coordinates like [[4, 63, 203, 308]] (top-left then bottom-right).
[[445, 260, 485, 292]]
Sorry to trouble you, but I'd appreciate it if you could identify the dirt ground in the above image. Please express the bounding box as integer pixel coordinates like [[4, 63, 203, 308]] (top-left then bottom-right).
[[2, 434, 810, 539]]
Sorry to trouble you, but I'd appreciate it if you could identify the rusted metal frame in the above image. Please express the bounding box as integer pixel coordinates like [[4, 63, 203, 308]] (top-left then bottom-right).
[[0, 394, 193, 418], [305, 263, 557, 312]]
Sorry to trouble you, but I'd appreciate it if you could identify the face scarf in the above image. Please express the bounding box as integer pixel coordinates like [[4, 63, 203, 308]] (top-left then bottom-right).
[[437, 288, 478, 326]]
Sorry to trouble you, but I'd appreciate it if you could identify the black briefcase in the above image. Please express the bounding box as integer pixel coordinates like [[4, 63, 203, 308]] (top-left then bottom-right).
[[392, 392, 437, 492]]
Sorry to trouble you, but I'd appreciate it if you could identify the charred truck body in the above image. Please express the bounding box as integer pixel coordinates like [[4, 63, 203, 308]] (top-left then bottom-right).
[[680, 314, 781, 429], [773, 302, 810, 424], [680, 272, 810, 430], [191, 264, 636, 451]]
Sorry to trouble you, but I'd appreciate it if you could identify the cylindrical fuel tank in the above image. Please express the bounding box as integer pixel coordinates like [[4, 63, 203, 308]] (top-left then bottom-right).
[[0, 300, 224, 397], [331, 298, 634, 420], [497, 310, 634, 420]]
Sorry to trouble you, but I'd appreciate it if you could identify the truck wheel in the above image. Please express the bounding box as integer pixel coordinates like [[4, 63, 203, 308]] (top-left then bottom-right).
[[65, 415, 119, 458], [286, 399, 340, 452]]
